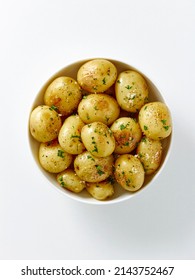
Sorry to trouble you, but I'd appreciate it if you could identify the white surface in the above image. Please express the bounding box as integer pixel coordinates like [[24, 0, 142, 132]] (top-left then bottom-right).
[[0, 0, 195, 260]]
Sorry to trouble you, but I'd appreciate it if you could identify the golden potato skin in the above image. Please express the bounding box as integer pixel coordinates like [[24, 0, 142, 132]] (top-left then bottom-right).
[[39, 141, 73, 173], [57, 169, 86, 193], [58, 115, 85, 155], [137, 137, 162, 175], [30, 105, 62, 142], [81, 122, 115, 157], [78, 93, 120, 125], [44, 76, 82, 116], [139, 102, 172, 140], [86, 180, 114, 200], [77, 59, 117, 93], [74, 151, 114, 183], [110, 117, 142, 154], [115, 70, 149, 113], [114, 154, 145, 192]]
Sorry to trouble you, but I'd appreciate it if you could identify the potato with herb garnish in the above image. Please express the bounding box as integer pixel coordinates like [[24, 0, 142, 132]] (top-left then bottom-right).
[[115, 70, 149, 113], [57, 169, 86, 193], [110, 117, 142, 154], [78, 93, 120, 125], [39, 140, 73, 173], [77, 59, 117, 93], [74, 151, 114, 183], [44, 76, 82, 116], [58, 115, 85, 155], [86, 179, 114, 200], [136, 137, 162, 175], [114, 154, 145, 192], [139, 101, 172, 140], [30, 105, 62, 142], [81, 122, 115, 157]]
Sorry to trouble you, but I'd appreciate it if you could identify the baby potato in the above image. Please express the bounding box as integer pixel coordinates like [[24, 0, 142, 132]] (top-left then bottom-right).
[[39, 140, 73, 173], [110, 117, 142, 154], [30, 105, 62, 142], [77, 59, 117, 93], [58, 115, 85, 155], [137, 137, 162, 175], [86, 180, 114, 200], [115, 70, 149, 113], [81, 122, 115, 157], [78, 93, 120, 125], [114, 154, 145, 192], [57, 169, 86, 193], [139, 102, 172, 140], [74, 151, 114, 183], [44, 76, 82, 116]]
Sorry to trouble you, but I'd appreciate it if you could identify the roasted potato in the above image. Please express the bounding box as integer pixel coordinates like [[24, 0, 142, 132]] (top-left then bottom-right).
[[114, 154, 145, 191], [86, 180, 114, 200], [81, 122, 115, 157], [110, 117, 142, 154], [139, 102, 172, 140], [137, 137, 162, 175], [115, 70, 149, 113], [78, 93, 120, 125], [39, 140, 73, 173], [44, 76, 82, 116], [30, 105, 61, 142], [77, 59, 117, 93], [74, 151, 114, 182], [58, 114, 85, 155], [57, 169, 86, 193]]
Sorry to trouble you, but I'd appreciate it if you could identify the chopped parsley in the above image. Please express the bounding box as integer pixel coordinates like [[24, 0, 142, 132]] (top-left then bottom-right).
[[102, 77, 106, 85], [95, 165, 105, 175], [57, 150, 65, 158], [161, 119, 167, 125], [125, 85, 132, 90], [144, 125, 148, 130], [87, 155, 95, 161], [70, 135, 81, 139], [163, 125, 170, 131], [49, 105, 58, 111], [119, 122, 130, 130]]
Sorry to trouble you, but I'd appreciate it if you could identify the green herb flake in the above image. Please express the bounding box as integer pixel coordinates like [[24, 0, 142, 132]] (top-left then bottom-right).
[[117, 80, 121, 84], [57, 150, 65, 158], [141, 137, 147, 142], [161, 119, 167, 125], [102, 77, 106, 85], [139, 153, 143, 158], [119, 124, 126, 130], [71, 135, 81, 139], [163, 125, 170, 131], [95, 165, 105, 175], [49, 105, 58, 111], [107, 175, 115, 185], [92, 145, 98, 153], [125, 85, 132, 90], [144, 125, 148, 131], [87, 155, 95, 161]]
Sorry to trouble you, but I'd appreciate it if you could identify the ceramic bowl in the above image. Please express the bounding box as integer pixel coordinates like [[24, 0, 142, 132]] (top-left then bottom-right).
[[28, 58, 172, 204]]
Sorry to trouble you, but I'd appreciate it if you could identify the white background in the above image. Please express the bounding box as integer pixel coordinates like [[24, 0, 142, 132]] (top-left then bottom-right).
[[0, 0, 195, 260]]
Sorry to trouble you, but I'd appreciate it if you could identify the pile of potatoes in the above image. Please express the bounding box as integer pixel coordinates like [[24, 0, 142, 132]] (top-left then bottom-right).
[[29, 59, 172, 200]]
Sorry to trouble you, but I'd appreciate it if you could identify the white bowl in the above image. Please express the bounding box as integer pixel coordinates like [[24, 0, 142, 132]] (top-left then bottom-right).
[[28, 58, 172, 205]]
